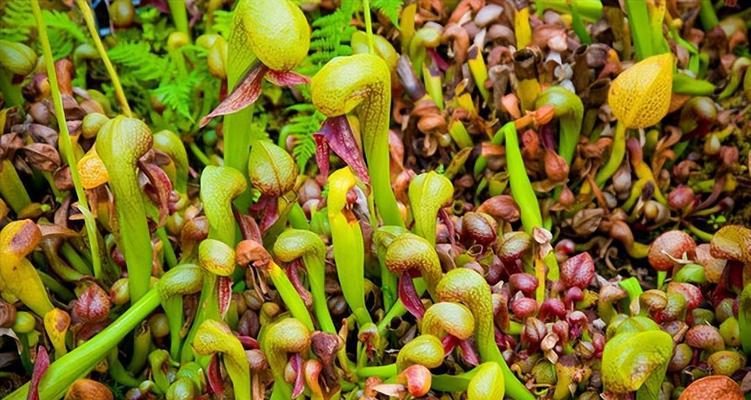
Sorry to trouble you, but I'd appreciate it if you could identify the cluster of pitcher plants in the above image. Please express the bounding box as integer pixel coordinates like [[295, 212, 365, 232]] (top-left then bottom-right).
[[0, 0, 750, 398]]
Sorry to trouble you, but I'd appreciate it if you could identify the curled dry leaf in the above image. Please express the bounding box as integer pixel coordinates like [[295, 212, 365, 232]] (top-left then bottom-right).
[[570, 208, 605, 236], [22, 143, 60, 172], [37, 222, 78, 239], [236, 239, 272, 270]]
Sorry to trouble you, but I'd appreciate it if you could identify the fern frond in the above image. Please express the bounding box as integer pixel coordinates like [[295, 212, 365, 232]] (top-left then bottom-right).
[[47, 33, 76, 61], [43, 10, 87, 43], [41, 10, 88, 60], [0, 0, 33, 42], [280, 104, 325, 170], [249, 106, 271, 143], [108, 41, 168, 82], [371, 0, 404, 27], [153, 69, 202, 121], [298, 0, 357, 78], [212, 10, 233, 39]]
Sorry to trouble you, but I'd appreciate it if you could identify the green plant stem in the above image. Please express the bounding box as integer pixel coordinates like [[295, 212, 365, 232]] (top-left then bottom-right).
[[168, 0, 189, 35], [0, 160, 31, 214], [128, 322, 152, 373], [369, 136, 403, 228], [534, 0, 602, 21], [18, 333, 32, 374], [168, 47, 189, 80], [157, 227, 178, 269], [156, 263, 203, 362], [698, 0, 719, 29], [224, 50, 258, 212], [75, 0, 131, 117], [468, 46, 490, 102], [60, 242, 91, 275], [97, 116, 153, 302], [739, 284, 751, 355], [33, 0, 103, 281], [448, 120, 472, 148], [181, 274, 218, 362], [536, 87, 583, 167], [504, 123, 542, 233], [657, 271, 667, 289], [362, 0, 375, 54], [183, 168, 246, 361], [328, 169, 372, 327], [718, 58, 750, 99], [163, 295, 184, 359], [0, 69, 23, 107], [42, 238, 85, 282], [673, 73, 715, 95], [504, 122, 560, 281], [303, 254, 336, 333], [38, 270, 75, 301], [684, 222, 714, 242], [570, 1, 592, 44], [380, 259, 397, 311], [288, 203, 310, 230], [269, 263, 315, 331], [107, 349, 141, 387], [188, 141, 213, 166], [358, 363, 397, 378], [110, 357, 142, 387], [424, 66, 444, 110], [5, 289, 161, 400], [623, 178, 649, 211], [624, 0, 654, 60], [150, 350, 173, 393], [595, 121, 627, 187]]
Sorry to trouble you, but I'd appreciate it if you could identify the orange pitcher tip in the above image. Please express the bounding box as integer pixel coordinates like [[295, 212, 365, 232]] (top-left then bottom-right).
[[78, 149, 109, 189]]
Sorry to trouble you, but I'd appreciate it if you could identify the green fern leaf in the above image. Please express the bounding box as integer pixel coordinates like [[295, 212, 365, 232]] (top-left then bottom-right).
[[153, 70, 202, 121], [38, 10, 88, 60], [0, 0, 33, 42], [299, 0, 357, 77], [48, 33, 76, 61], [108, 41, 168, 81], [280, 105, 325, 170], [43, 10, 87, 43], [371, 0, 404, 27], [212, 10, 233, 38]]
